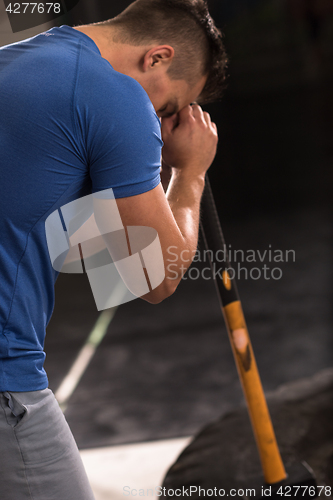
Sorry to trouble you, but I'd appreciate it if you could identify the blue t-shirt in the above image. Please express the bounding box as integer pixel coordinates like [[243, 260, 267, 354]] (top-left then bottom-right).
[[0, 26, 162, 391]]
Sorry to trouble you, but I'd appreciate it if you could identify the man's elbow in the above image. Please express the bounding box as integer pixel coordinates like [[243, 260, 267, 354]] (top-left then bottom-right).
[[140, 277, 180, 304]]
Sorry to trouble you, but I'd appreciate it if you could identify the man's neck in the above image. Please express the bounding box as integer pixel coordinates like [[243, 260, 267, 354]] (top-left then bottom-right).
[[73, 24, 147, 79]]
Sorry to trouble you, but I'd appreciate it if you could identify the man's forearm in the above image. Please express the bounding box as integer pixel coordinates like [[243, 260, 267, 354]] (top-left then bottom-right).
[[165, 169, 205, 277]]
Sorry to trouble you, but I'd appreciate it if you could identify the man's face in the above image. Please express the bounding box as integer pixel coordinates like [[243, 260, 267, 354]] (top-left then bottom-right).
[[140, 72, 207, 119]]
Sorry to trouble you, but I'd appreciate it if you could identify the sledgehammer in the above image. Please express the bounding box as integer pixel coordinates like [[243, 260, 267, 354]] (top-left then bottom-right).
[[198, 177, 318, 498]]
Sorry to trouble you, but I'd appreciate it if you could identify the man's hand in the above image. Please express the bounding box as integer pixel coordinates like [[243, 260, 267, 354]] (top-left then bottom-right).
[[161, 104, 218, 179], [109, 105, 218, 304]]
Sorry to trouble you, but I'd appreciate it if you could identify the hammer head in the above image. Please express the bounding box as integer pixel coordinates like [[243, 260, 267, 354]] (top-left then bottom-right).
[[244, 462, 318, 500]]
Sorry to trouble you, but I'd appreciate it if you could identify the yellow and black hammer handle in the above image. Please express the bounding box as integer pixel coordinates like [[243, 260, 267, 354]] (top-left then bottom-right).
[[199, 177, 287, 485]]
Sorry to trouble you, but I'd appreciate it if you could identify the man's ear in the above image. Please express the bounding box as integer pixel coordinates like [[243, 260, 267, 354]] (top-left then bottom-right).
[[142, 45, 175, 72]]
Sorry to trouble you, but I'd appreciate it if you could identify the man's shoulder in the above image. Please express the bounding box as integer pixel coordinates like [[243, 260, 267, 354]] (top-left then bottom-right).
[[77, 58, 158, 127], [37, 26, 155, 117], [79, 52, 150, 105]]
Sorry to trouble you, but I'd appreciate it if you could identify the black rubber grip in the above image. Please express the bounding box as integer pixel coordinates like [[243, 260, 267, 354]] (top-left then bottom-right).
[[200, 176, 239, 307]]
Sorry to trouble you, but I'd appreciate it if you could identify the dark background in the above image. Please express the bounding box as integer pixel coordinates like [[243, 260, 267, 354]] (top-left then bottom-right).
[[2, 0, 333, 448]]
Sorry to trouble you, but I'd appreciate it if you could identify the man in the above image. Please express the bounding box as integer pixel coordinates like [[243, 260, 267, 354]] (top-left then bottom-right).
[[0, 0, 227, 498]]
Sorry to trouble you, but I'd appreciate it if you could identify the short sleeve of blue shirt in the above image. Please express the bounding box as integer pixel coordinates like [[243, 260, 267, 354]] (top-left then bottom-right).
[[72, 31, 163, 197]]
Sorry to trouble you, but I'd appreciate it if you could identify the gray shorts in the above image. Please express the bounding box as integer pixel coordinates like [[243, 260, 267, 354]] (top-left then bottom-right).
[[0, 388, 95, 500]]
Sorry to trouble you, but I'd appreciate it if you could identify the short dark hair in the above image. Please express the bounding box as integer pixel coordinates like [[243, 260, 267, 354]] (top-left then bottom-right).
[[106, 0, 228, 103]]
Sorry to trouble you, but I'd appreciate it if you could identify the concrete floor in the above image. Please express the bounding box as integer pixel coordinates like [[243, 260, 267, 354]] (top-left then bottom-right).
[[45, 202, 332, 496], [80, 437, 191, 500], [43, 204, 333, 450]]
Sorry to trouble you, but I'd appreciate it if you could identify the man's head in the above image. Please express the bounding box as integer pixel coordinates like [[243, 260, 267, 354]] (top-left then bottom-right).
[[102, 0, 228, 107]]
